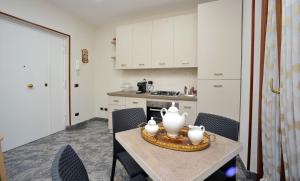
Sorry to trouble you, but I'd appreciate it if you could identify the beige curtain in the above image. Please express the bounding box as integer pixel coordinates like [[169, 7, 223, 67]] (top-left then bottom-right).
[[262, 0, 282, 180], [280, 0, 300, 180]]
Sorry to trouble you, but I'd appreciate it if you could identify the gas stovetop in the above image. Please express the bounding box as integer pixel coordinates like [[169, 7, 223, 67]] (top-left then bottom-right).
[[150, 91, 180, 97]]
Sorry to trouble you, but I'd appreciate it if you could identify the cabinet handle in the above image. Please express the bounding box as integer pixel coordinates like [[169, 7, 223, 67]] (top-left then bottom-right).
[[183, 106, 192, 109], [138, 64, 145, 66], [121, 64, 127, 67], [214, 73, 223, 76], [149, 108, 161, 112], [159, 62, 166, 65], [182, 61, 189, 65], [113, 100, 119, 102], [132, 101, 139, 104], [213, 84, 223, 88]]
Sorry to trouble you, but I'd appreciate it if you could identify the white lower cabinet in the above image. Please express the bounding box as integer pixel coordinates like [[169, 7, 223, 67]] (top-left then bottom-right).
[[108, 96, 126, 130], [125, 97, 147, 113], [107, 96, 197, 131], [179, 101, 197, 126], [197, 80, 240, 121]]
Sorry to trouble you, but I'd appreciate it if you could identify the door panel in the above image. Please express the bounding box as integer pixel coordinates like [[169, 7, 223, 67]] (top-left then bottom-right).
[[152, 17, 173, 68], [0, 17, 66, 151], [198, 0, 242, 79], [132, 21, 152, 68], [197, 80, 240, 121], [174, 13, 197, 67]]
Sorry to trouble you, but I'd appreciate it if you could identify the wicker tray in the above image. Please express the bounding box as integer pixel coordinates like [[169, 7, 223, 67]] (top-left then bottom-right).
[[141, 125, 210, 152]]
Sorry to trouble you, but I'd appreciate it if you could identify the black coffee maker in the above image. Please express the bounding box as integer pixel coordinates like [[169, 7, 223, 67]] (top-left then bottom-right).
[[137, 80, 147, 94]]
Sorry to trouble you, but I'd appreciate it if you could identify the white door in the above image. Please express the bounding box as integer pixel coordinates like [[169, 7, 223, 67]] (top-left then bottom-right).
[[132, 21, 152, 68], [173, 13, 197, 68], [0, 17, 66, 151], [198, 0, 242, 79], [116, 25, 132, 69], [152, 17, 173, 68]]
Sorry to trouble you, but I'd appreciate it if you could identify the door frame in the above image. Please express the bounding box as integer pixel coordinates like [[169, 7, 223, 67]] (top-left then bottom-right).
[[0, 11, 72, 126]]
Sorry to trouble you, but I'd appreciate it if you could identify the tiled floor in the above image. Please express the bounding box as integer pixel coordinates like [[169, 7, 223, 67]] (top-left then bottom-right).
[[4, 119, 256, 181]]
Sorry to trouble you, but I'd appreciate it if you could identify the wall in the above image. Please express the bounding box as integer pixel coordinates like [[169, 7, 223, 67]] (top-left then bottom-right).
[[94, 9, 198, 118], [239, 0, 252, 168], [0, 0, 96, 125]]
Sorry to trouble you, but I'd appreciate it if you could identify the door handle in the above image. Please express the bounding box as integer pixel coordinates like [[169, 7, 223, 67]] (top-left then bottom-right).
[[27, 83, 34, 88]]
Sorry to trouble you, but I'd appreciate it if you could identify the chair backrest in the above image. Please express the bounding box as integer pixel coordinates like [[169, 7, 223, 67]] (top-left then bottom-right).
[[51, 145, 89, 181], [194, 113, 239, 141], [112, 108, 147, 153]]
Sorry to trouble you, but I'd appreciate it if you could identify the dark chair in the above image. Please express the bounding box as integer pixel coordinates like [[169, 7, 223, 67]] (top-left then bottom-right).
[[51, 145, 89, 181], [111, 108, 147, 181], [194, 113, 240, 181]]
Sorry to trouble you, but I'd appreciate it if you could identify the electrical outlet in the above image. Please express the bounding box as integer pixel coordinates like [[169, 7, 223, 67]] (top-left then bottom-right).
[[100, 107, 103, 111], [104, 108, 108, 111], [75, 112, 79, 116], [74, 83, 79, 87]]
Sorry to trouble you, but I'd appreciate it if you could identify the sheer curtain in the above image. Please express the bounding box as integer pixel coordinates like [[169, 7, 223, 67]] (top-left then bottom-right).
[[262, 0, 281, 180], [280, 0, 300, 180]]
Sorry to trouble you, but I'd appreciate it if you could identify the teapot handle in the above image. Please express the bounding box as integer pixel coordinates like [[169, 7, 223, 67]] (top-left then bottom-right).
[[200, 125, 205, 132], [160, 108, 167, 119]]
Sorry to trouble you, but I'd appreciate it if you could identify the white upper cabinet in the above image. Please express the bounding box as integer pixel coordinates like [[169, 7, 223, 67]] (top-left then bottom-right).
[[152, 17, 173, 68], [132, 21, 152, 69], [198, 0, 242, 79], [173, 13, 197, 68], [116, 25, 132, 69]]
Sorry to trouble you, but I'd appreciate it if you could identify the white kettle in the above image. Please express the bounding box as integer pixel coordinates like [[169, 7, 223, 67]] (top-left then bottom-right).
[[160, 102, 187, 138]]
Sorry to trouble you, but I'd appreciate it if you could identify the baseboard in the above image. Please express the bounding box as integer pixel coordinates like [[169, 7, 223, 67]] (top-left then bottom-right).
[[66, 117, 108, 130]]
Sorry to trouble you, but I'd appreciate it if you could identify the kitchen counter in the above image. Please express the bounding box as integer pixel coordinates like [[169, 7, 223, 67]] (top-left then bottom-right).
[[107, 91, 197, 102]]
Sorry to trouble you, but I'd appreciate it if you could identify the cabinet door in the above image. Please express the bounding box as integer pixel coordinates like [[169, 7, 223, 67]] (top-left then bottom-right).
[[108, 96, 125, 106], [125, 97, 146, 113], [197, 80, 240, 121], [132, 21, 152, 68], [198, 0, 242, 79], [179, 101, 197, 126], [174, 13, 197, 68], [116, 25, 132, 69], [152, 18, 173, 68]]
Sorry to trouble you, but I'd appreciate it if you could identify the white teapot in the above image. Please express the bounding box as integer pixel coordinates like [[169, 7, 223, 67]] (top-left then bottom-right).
[[145, 117, 159, 136], [188, 125, 205, 145], [160, 102, 187, 138]]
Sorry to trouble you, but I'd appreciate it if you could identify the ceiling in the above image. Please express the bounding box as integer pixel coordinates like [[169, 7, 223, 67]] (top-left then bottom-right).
[[48, 0, 198, 26]]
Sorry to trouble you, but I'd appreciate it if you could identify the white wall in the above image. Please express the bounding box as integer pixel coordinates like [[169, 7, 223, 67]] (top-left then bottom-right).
[[239, 0, 252, 168], [0, 0, 96, 125], [94, 9, 198, 118]]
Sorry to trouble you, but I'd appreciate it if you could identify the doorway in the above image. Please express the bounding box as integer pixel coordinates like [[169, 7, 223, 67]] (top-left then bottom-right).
[[0, 15, 68, 151]]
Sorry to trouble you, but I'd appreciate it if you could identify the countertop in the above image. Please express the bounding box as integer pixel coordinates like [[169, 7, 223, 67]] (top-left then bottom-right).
[[107, 91, 197, 102]]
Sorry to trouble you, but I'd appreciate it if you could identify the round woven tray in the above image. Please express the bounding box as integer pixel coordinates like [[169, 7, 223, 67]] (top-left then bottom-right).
[[141, 125, 210, 152]]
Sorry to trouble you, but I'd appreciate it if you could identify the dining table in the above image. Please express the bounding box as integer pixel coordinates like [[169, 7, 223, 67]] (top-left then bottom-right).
[[116, 128, 243, 181]]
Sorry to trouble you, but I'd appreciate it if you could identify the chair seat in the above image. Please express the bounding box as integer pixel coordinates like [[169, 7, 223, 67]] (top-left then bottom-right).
[[117, 152, 144, 177], [205, 170, 227, 181], [130, 173, 147, 181]]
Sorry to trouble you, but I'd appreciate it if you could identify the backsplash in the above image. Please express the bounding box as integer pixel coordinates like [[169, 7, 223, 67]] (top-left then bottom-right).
[[120, 68, 197, 92]]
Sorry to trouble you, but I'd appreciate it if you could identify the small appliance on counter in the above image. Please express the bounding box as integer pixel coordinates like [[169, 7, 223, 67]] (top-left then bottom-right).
[[137, 79, 147, 94]]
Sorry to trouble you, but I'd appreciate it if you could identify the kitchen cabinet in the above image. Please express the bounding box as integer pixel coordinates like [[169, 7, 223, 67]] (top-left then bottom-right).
[[132, 21, 152, 68], [197, 80, 240, 121], [173, 13, 197, 68], [197, 0, 242, 79], [116, 25, 132, 69], [115, 13, 197, 69], [108, 96, 126, 130], [125, 97, 147, 113], [152, 17, 173, 68], [107, 94, 197, 131], [179, 101, 197, 125]]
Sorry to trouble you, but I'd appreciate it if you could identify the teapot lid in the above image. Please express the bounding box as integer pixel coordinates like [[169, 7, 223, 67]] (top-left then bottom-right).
[[148, 117, 157, 126], [168, 102, 179, 113]]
